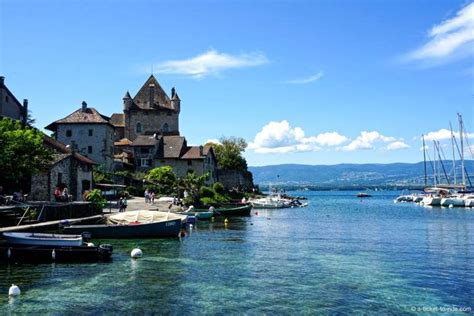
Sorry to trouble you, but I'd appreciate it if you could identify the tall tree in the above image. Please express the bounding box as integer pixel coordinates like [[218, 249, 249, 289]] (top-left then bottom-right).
[[0, 118, 52, 187], [208, 137, 248, 171]]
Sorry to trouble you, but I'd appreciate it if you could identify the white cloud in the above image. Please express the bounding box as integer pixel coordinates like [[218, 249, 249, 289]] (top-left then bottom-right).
[[341, 131, 396, 151], [407, 3, 474, 62], [248, 120, 348, 154], [424, 128, 474, 141], [205, 139, 221, 145], [286, 71, 324, 84], [386, 141, 410, 151], [152, 49, 269, 78]]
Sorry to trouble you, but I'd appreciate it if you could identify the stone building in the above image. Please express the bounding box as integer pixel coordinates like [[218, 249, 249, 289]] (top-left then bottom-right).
[[29, 136, 96, 202], [111, 75, 180, 143], [130, 135, 218, 183], [46, 101, 115, 171], [0, 76, 28, 124], [111, 76, 217, 183]]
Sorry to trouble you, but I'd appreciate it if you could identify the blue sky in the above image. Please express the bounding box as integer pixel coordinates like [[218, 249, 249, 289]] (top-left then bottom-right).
[[1, 0, 473, 166]]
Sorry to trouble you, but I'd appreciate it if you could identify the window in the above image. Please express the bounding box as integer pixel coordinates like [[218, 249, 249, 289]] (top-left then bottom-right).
[[139, 158, 150, 167], [57, 172, 63, 186], [88, 129, 93, 136], [140, 148, 150, 154], [66, 130, 72, 137], [88, 146, 93, 154], [187, 160, 192, 166], [162, 123, 169, 133], [136, 122, 142, 133], [5, 96, 8, 102]]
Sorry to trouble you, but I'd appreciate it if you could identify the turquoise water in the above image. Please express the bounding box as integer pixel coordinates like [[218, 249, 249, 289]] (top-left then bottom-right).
[[1, 191, 473, 314]]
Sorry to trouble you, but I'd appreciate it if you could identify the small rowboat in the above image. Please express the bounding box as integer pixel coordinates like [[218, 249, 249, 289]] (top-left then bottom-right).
[[2, 232, 83, 247]]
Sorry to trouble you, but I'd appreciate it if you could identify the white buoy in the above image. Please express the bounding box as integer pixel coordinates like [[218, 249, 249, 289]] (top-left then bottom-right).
[[8, 284, 20, 297], [189, 224, 193, 229], [52, 249, 56, 261], [131, 248, 143, 259], [86, 242, 95, 247], [449, 204, 454, 208]]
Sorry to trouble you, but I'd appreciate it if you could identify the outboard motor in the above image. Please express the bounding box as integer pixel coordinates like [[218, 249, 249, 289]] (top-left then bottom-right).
[[98, 244, 113, 260], [81, 232, 92, 242]]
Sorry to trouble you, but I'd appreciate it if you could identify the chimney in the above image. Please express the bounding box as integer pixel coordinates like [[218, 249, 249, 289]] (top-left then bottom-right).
[[81, 101, 87, 112], [0, 76, 4, 86], [22, 99, 28, 127], [149, 83, 155, 108]]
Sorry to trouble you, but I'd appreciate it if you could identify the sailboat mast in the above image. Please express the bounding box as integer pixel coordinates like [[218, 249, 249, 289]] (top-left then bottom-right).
[[450, 122, 456, 184], [433, 140, 438, 186], [422, 134, 427, 186], [458, 113, 465, 187]]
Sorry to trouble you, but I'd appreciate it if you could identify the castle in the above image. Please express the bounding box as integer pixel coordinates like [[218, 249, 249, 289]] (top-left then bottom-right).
[[47, 75, 218, 182]]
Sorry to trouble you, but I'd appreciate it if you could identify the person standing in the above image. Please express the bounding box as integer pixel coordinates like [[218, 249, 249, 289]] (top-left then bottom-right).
[[150, 191, 155, 204], [118, 197, 124, 212], [122, 197, 128, 212], [144, 189, 149, 204]]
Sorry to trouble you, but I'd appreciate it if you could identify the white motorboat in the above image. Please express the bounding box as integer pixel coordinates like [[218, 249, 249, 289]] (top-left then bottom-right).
[[421, 196, 442, 206], [250, 198, 286, 209], [3, 232, 83, 247], [440, 196, 465, 207]]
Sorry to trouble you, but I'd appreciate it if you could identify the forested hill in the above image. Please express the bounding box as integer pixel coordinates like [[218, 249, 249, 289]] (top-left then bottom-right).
[[249, 161, 474, 188]]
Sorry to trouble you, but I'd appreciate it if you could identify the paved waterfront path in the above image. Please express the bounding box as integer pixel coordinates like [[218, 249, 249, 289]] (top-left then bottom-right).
[[103, 197, 185, 213]]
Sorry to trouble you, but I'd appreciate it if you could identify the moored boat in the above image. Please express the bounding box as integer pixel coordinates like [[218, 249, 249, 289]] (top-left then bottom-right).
[[2, 232, 83, 247], [62, 210, 187, 238], [195, 204, 252, 216], [0, 243, 113, 263], [357, 192, 372, 198]]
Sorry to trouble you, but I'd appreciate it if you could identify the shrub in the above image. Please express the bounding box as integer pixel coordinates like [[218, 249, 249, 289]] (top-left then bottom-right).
[[200, 186, 215, 198], [212, 182, 225, 194], [199, 197, 215, 206], [85, 189, 107, 212], [126, 186, 143, 197]]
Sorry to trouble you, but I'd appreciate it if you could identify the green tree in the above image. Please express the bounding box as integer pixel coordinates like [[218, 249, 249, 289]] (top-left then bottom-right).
[[207, 137, 248, 171], [145, 166, 176, 187], [178, 172, 210, 205], [0, 118, 52, 186]]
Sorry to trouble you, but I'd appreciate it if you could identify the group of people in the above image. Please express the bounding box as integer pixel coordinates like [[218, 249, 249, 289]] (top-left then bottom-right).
[[0, 186, 28, 205], [118, 197, 128, 212], [54, 186, 71, 202], [144, 189, 156, 204]]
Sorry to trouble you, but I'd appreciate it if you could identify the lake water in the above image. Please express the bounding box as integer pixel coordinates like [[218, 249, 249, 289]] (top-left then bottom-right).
[[1, 191, 473, 314]]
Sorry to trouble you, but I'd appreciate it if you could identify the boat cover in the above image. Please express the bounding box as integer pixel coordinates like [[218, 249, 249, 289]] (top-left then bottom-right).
[[107, 210, 187, 225]]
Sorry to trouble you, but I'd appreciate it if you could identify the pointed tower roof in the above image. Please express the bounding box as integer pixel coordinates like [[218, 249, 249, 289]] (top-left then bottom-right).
[[123, 91, 132, 99], [133, 75, 173, 110]]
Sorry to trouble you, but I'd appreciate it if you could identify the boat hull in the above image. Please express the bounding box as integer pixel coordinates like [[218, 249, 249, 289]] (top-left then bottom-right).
[[195, 205, 252, 216], [2, 232, 83, 247], [440, 198, 465, 207], [0, 244, 112, 263], [62, 218, 183, 238]]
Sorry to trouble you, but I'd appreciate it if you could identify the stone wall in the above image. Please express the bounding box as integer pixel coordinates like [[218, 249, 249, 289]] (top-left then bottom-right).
[[217, 170, 254, 191], [56, 123, 114, 171], [30, 156, 93, 202], [126, 109, 179, 141], [30, 172, 50, 201]]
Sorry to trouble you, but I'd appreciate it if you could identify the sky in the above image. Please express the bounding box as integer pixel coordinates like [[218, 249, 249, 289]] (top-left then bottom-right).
[[1, 0, 473, 166]]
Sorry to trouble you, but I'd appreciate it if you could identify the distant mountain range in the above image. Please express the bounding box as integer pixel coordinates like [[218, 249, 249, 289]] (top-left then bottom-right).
[[249, 160, 474, 189]]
